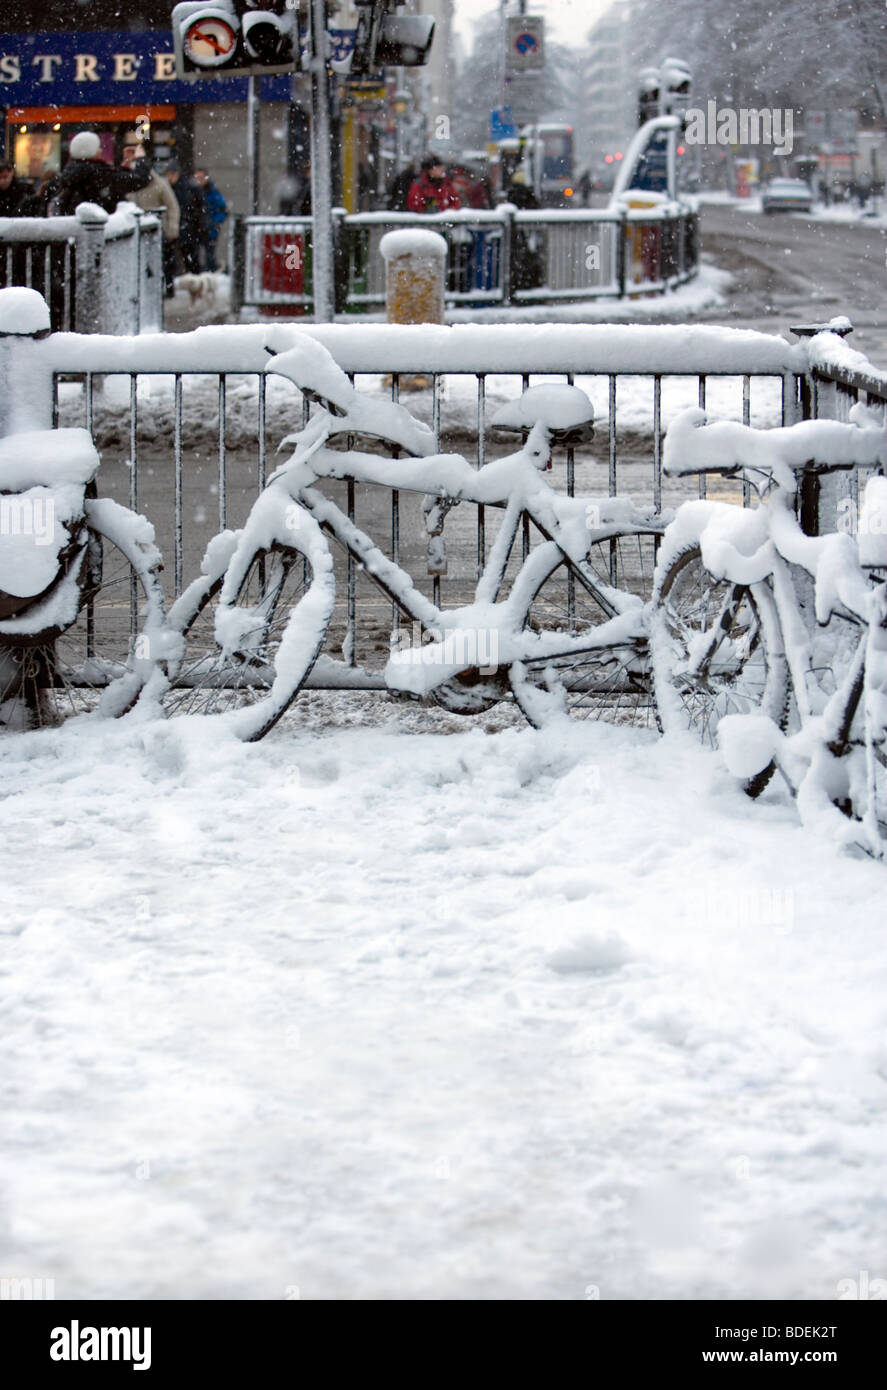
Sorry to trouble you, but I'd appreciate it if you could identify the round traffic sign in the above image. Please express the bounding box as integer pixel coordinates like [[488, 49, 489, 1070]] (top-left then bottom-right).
[[184, 16, 238, 68], [515, 32, 539, 56]]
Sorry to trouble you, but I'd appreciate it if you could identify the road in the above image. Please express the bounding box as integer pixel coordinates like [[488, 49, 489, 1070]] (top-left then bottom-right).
[[694, 201, 887, 368]]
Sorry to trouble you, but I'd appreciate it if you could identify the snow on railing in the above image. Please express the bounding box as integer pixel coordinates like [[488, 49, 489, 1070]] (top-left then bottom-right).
[[232, 204, 699, 314], [0, 202, 162, 335], [3, 298, 882, 692]]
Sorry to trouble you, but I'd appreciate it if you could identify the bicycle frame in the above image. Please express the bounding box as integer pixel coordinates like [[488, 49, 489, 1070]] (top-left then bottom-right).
[[269, 426, 665, 694]]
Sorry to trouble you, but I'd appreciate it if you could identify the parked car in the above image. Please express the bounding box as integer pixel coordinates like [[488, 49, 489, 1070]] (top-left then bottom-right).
[[761, 177, 814, 214]]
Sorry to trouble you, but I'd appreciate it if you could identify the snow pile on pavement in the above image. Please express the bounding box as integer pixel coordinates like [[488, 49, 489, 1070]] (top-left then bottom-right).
[[1, 698, 884, 1300]]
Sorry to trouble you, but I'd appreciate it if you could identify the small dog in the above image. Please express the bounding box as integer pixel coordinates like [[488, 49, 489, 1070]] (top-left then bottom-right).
[[176, 272, 217, 307]]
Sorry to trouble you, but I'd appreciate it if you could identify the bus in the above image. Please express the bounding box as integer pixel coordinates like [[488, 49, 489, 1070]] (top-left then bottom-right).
[[529, 124, 575, 207], [493, 123, 576, 208]]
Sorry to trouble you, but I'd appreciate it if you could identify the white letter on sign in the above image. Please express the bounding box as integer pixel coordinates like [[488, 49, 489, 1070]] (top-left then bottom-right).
[[32, 55, 63, 82], [114, 54, 138, 81], [74, 54, 99, 81]]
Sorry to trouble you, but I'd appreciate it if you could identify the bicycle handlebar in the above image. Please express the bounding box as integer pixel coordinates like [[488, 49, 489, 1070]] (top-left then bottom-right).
[[664, 408, 886, 490]]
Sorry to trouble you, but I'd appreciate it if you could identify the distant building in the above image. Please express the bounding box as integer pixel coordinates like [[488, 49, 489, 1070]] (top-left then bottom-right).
[[582, 1, 635, 179]]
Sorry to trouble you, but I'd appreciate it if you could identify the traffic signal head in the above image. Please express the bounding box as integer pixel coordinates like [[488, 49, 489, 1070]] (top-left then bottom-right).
[[351, 3, 435, 74], [242, 9, 292, 64], [375, 13, 434, 67], [172, 0, 298, 79]]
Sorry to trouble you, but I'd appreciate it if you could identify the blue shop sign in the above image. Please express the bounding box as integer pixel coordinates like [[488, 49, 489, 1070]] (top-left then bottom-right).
[[0, 31, 293, 105]]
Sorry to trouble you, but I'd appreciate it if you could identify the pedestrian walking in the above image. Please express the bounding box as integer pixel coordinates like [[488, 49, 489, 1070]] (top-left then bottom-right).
[[121, 136, 181, 297], [386, 161, 417, 211], [165, 162, 208, 274], [48, 131, 151, 216], [406, 156, 462, 214], [505, 172, 544, 294], [0, 159, 30, 216], [193, 167, 228, 271]]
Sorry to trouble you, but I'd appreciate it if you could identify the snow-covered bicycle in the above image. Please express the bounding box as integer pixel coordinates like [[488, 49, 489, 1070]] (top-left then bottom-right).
[[0, 426, 173, 731], [652, 404, 887, 853], [162, 335, 667, 740]]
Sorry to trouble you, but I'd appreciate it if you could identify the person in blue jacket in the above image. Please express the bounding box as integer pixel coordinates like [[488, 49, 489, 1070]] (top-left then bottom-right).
[[193, 167, 228, 272]]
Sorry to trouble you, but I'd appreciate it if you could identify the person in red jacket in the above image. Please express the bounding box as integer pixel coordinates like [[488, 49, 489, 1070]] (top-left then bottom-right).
[[406, 156, 462, 213]]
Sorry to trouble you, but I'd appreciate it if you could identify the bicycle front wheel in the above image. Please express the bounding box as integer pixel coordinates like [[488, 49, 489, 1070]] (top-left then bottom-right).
[[163, 537, 333, 741], [652, 545, 789, 795]]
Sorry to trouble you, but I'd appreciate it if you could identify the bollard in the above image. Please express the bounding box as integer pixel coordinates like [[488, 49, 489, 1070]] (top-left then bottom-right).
[[380, 228, 447, 325], [0, 287, 52, 439], [74, 202, 109, 334]]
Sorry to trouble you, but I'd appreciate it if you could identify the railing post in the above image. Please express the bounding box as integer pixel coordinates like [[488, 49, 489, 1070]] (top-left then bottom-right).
[[617, 209, 628, 298], [0, 287, 53, 438], [74, 204, 108, 334], [332, 206, 348, 316], [134, 211, 163, 334], [230, 215, 245, 316], [791, 319, 854, 535], [500, 205, 514, 307]]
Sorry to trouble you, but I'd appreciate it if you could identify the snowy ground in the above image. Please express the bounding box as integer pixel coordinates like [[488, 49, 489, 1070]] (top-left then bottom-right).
[[232, 263, 731, 331], [1, 694, 885, 1301]]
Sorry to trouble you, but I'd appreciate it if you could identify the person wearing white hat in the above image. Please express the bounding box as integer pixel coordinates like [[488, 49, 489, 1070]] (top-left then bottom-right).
[[49, 131, 152, 218]]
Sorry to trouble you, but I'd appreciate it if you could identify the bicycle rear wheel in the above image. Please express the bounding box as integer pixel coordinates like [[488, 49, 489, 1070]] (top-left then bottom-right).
[[163, 537, 333, 741], [0, 506, 166, 730], [652, 545, 788, 795], [511, 533, 657, 727]]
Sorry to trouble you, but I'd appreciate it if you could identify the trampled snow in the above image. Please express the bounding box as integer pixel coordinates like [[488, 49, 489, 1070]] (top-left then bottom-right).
[[1, 699, 885, 1300]]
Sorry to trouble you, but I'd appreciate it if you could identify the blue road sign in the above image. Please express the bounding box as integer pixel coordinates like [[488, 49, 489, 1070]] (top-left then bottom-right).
[[490, 107, 517, 141]]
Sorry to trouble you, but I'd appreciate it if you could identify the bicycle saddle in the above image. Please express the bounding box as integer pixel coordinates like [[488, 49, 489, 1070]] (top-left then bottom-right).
[[492, 384, 595, 446]]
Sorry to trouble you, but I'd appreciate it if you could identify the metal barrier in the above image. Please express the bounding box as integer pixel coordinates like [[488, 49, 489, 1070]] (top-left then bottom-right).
[[5, 309, 881, 686], [232, 204, 699, 314], [799, 326, 887, 535], [0, 203, 162, 334]]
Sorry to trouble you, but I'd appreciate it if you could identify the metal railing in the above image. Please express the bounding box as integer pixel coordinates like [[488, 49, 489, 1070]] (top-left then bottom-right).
[[0, 203, 162, 334], [232, 204, 700, 314], [2, 309, 880, 688]]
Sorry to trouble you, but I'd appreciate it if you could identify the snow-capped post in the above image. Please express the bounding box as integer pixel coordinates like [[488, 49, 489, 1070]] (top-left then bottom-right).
[[380, 228, 447, 325], [74, 202, 109, 335], [0, 288, 53, 439]]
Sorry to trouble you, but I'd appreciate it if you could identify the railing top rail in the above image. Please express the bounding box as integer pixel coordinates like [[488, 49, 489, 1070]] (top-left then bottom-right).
[[0, 204, 158, 244], [240, 206, 694, 230], [0, 216, 82, 242], [38, 321, 806, 378], [343, 209, 511, 227], [807, 332, 887, 400]]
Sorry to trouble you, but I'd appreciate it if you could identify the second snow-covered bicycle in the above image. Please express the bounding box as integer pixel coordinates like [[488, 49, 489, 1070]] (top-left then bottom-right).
[[161, 335, 667, 739]]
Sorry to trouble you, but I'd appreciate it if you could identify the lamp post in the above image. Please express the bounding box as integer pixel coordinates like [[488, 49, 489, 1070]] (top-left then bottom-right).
[[308, 0, 334, 322], [393, 85, 411, 174]]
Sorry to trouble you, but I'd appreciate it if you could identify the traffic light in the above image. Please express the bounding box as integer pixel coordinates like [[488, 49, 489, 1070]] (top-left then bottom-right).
[[172, 1, 300, 79], [351, 1, 434, 75]]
